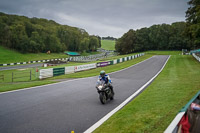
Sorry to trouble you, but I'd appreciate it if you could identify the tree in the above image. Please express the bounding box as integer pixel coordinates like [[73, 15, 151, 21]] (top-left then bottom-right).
[[0, 12, 92, 53], [115, 22, 191, 54], [185, 0, 200, 49], [29, 31, 45, 52], [135, 27, 150, 51], [79, 38, 89, 53], [115, 29, 137, 54], [89, 36, 99, 51]]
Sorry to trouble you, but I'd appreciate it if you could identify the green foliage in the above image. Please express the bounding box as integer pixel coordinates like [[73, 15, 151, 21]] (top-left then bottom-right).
[[0, 12, 100, 53], [116, 22, 190, 54], [89, 35, 100, 51], [185, 0, 200, 49], [80, 38, 89, 53], [116, 29, 137, 54]]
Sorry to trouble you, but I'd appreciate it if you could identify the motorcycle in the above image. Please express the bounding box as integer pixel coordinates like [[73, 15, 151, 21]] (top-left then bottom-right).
[[96, 81, 114, 104]]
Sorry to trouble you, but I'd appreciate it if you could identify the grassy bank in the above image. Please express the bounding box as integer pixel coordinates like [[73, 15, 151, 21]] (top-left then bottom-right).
[[0, 45, 68, 64], [0, 45, 100, 64], [94, 54, 200, 133], [101, 40, 115, 50], [0, 54, 152, 92]]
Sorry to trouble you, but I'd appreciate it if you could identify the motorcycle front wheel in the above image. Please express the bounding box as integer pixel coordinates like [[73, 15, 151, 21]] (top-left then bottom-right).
[[99, 92, 106, 104]]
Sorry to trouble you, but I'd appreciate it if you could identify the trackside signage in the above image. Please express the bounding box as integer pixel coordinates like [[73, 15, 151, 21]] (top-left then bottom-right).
[[75, 63, 96, 72], [39, 68, 53, 79], [97, 61, 110, 67], [65, 66, 75, 74]]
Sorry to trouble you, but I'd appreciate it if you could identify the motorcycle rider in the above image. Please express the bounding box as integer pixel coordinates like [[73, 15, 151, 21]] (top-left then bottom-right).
[[97, 70, 114, 94]]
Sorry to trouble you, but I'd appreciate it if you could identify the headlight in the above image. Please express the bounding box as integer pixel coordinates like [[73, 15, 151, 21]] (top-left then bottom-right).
[[98, 86, 103, 90]]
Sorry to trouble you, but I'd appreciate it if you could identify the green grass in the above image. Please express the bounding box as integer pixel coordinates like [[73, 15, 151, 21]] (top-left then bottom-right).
[[0, 54, 152, 92], [94, 55, 200, 133], [81, 51, 100, 56], [0, 67, 38, 83], [0, 80, 56, 92], [101, 40, 115, 50], [0, 45, 68, 64], [146, 50, 181, 55]]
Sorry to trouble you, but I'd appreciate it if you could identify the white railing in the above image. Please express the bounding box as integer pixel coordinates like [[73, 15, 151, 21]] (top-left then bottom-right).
[[192, 53, 200, 62]]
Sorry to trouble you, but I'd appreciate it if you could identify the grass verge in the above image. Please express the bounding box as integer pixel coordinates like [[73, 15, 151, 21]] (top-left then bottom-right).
[[94, 55, 200, 133], [146, 50, 181, 55]]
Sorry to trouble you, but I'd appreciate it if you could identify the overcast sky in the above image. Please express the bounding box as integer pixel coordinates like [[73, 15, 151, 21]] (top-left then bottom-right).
[[0, 0, 189, 38]]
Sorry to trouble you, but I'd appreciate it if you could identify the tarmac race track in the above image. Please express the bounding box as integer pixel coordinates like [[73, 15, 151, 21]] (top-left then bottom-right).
[[0, 55, 169, 133]]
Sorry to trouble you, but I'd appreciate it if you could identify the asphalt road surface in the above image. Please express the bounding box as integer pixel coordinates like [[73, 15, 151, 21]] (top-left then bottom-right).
[[0, 55, 169, 133], [0, 63, 43, 71]]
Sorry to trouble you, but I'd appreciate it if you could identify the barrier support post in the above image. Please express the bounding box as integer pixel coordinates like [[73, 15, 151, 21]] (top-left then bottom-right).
[[12, 72, 13, 82], [30, 70, 32, 80]]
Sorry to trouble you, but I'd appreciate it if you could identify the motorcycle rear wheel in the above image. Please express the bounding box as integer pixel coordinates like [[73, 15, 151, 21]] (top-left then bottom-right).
[[110, 93, 114, 100]]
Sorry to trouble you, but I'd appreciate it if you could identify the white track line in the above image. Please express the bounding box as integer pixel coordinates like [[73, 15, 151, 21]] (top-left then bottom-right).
[[0, 55, 153, 95], [84, 55, 170, 133]]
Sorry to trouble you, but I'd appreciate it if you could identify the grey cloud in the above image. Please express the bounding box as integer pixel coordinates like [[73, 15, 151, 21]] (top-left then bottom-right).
[[0, 0, 189, 37]]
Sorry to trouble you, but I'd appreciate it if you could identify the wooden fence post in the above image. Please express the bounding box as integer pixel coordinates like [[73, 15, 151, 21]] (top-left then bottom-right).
[[12, 72, 13, 82], [30, 70, 32, 80]]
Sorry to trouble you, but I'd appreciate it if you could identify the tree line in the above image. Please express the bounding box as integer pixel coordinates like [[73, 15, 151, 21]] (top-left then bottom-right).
[[0, 12, 101, 53], [102, 36, 116, 40], [116, 0, 200, 54]]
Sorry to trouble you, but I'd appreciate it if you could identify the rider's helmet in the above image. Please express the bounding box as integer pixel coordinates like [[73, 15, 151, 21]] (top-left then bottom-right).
[[100, 70, 105, 77]]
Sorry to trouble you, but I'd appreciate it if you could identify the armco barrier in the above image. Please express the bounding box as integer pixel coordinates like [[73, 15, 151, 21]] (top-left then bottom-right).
[[53, 67, 65, 76], [117, 59, 120, 63], [124, 57, 127, 61], [75, 63, 96, 72], [109, 60, 114, 65], [192, 53, 200, 62], [97, 62, 110, 67], [39, 68, 53, 79], [0, 58, 68, 67], [113, 59, 117, 64], [65, 66, 75, 74], [120, 58, 123, 63], [96, 53, 145, 68], [122, 58, 125, 62], [39, 53, 145, 79], [164, 91, 200, 133]]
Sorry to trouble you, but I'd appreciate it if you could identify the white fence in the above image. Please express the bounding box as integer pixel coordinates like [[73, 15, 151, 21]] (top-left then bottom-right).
[[192, 53, 200, 62]]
